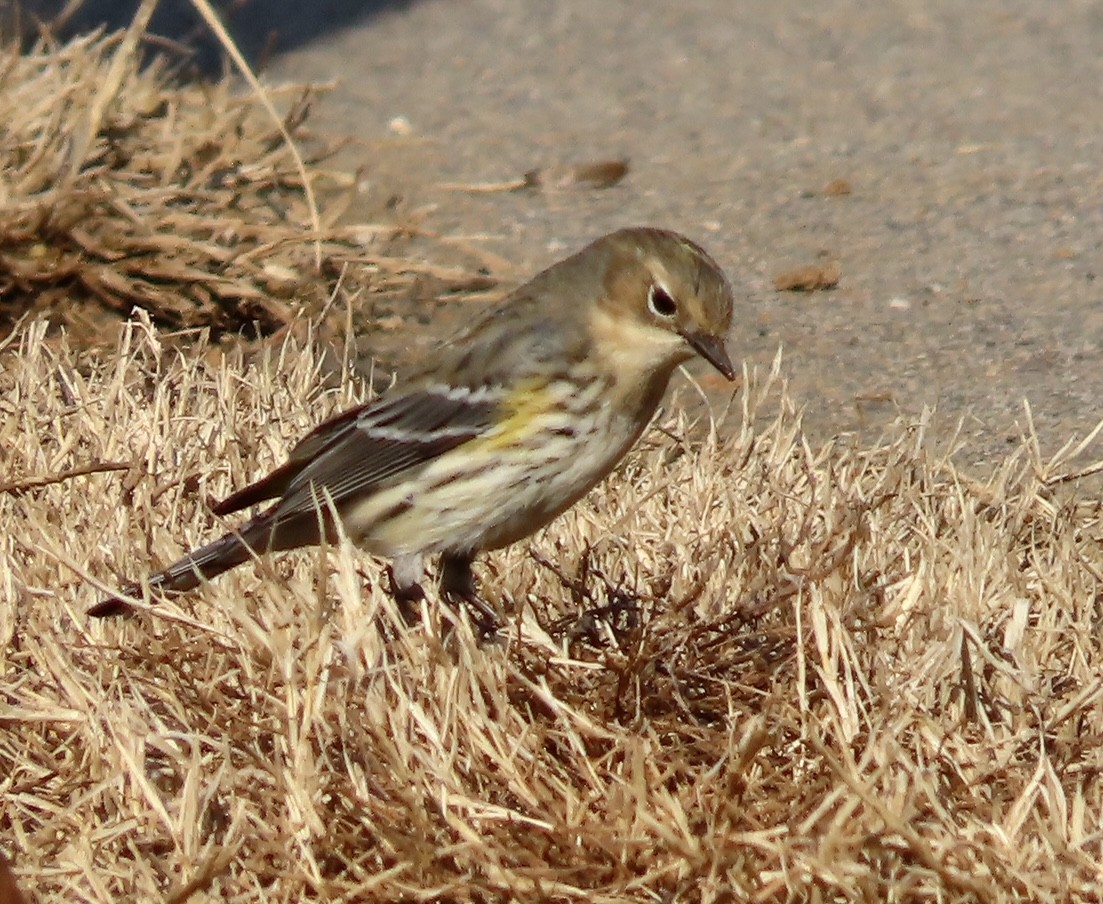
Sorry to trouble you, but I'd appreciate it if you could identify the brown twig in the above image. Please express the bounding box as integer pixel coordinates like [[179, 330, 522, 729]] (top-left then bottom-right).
[[0, 461, 131, 496]]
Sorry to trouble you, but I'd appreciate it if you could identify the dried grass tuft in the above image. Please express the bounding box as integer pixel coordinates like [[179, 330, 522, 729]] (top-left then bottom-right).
[[3, 321, 1103, 901], [0, 25, 491, 350]]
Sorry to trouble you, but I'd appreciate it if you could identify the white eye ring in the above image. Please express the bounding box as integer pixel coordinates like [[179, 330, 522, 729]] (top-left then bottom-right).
[[648, 284, 678, 319]]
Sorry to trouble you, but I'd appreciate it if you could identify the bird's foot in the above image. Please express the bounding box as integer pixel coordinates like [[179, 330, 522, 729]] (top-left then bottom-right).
[[440, 554, 501, 638], [385, 564, 428, 627]]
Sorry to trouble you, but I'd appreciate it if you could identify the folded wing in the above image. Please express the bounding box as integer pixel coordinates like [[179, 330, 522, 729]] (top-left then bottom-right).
[[215, 383, 502, 520]]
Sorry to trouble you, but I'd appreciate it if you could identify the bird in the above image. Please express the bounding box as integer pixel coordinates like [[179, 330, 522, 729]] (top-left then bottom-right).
[[89, 227, 736, 623]]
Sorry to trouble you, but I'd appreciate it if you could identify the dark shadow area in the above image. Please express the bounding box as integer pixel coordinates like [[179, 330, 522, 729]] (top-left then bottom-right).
[[12, 0, 415, 73]]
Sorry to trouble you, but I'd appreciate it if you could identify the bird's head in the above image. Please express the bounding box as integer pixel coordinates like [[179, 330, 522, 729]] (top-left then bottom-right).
[[589, 227, 736, 383]]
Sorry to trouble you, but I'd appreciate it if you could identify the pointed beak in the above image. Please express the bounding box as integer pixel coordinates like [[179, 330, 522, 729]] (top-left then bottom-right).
[[683, 331, 736, 381]]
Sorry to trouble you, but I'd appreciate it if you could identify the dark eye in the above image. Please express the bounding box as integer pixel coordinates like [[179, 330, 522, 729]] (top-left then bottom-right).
[[648, 284, 678, 318]]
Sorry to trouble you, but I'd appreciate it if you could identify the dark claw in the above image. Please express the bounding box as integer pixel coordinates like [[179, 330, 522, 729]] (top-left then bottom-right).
[[386, 564, 427, 626], [440, 554, 501, 636]]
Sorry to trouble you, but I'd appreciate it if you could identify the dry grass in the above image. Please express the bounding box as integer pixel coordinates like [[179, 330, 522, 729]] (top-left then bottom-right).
[[0, 25, 499, 351], [0, 26, 313, 338], [3, 319, 1103, 901], [3, 8, 1103, 901]]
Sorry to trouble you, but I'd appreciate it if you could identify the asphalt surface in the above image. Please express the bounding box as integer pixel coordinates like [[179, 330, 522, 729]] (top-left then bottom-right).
[[41, 0, 1103, 466]]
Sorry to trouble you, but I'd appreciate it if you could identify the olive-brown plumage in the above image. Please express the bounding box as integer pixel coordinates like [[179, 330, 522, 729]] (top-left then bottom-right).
[[91, 227, 736, 619]]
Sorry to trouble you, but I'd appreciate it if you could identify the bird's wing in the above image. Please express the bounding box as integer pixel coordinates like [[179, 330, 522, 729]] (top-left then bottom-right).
[[213, 403, 371, 514], [211, 301, 568, 518], [215, 383, 503, 520]]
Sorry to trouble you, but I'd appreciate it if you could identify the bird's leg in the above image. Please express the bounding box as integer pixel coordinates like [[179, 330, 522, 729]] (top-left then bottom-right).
[[386, 555, 427, 626], [440, 553, 500, 635]]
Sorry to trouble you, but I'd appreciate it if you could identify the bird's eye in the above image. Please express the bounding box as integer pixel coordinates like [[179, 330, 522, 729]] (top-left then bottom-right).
[[648, 285, 678, 319]]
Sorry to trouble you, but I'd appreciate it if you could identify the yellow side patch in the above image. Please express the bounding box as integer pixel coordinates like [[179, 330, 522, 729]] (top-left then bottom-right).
[[473, 377, 554, 451]]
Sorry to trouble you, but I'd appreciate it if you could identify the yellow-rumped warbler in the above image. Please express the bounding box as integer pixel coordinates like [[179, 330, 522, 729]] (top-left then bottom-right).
[[90, 227, 735, 620]]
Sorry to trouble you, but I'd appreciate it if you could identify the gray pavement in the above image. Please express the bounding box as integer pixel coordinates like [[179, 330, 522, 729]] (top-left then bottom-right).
[[41, 0, 1103, 464], [266, 0, 1103, 466]]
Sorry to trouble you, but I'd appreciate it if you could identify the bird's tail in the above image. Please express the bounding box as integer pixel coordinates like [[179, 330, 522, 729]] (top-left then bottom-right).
[[88, 527, 259, 617]]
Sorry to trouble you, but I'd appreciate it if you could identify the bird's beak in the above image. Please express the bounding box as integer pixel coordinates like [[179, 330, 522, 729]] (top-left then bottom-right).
[[683, 331, 736, 381]]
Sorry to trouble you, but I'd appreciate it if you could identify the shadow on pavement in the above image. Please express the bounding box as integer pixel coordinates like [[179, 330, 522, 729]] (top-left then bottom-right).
[[14, 0, 416, 72]]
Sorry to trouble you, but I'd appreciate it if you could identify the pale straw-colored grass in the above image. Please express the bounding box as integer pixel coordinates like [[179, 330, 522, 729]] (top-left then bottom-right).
[[3, 319, 1102, 901], [0, 22, 500, 354]]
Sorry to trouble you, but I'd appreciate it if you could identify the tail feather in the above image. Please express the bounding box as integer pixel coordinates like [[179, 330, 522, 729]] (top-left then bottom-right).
[[89, 528, 257, 617]]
